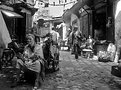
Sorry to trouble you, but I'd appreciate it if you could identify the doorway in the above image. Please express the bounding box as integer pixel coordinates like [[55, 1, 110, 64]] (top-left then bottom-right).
[[94, 12, 106, 40]]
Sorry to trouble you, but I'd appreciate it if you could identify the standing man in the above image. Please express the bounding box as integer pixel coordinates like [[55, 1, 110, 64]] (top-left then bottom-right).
[[50, 27, 60, 45], [32, 22, 40, 43], [69, 26, 78, 54], [55, 28, 60, 49], [66, 28, 72, 51], [50, 27, 60, 58]]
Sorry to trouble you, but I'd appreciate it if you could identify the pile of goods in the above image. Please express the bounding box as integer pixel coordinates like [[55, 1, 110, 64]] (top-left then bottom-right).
[[97, 51, 110, 62]]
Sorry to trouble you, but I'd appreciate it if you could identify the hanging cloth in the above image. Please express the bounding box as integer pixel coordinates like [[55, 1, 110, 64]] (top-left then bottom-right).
[[0, 11, 12, 48]]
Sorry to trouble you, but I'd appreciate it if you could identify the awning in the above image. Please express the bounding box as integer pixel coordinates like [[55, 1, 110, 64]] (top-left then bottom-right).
[[62, 0, 93, 24], [1, 10, 23, 18]]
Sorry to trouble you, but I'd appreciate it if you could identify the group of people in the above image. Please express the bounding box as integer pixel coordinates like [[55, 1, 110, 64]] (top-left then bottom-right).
[[0, 24, 61, 90], [67, 26, 95, 55], [67, 25, 118, 62]]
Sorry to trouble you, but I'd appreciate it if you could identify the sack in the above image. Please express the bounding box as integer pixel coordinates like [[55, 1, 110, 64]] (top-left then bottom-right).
[[98, 51, 110, 62], [114, 52, 119, 63], [93, 55, 98, 60], [111, 65, 121, 77]]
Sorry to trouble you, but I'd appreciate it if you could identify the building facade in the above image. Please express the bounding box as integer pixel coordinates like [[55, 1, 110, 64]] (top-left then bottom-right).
[[63, 0, 121, 54], [63, 0, 115, 41], [33, 0, 77, 40], [0, 0, 36, 44], [114, 0, 121, 44]]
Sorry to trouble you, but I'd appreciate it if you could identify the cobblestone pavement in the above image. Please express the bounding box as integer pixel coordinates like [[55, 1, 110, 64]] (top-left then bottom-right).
[[1, 51, 121, 90]]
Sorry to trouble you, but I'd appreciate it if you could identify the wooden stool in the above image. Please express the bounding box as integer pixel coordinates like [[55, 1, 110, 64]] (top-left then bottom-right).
[[82, 49, 93, 59]]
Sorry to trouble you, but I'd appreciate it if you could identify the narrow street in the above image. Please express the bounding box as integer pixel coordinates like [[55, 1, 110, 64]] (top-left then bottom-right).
[[40, 51, 121, 90], [0, 0, 121, 90], [1, 51, 121, 90]]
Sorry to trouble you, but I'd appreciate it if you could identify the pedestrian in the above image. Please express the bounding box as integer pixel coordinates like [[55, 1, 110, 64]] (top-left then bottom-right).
[[50, 27, 60, 47], [68, 31, 73, 52], [55, 28, 60, 49], [50, 27, 57, 41], [32, 22, 40, 43], [66, 28, 72, 51], [71, 26, 78, 54], [48, 27, 60, 58]]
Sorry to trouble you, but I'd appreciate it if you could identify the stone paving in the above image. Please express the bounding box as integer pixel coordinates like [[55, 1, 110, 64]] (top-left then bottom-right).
[[0, 51, 121, 90], [40, 51, 121, 90]]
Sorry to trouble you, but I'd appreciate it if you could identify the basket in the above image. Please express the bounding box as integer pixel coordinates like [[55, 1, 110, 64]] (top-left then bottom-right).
[[98, 57, 110, 62], [98, 51, 110, 62]]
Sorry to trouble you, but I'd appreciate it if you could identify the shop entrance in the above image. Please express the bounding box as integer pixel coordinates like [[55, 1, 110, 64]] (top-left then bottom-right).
[[94, 12, 106, 40]]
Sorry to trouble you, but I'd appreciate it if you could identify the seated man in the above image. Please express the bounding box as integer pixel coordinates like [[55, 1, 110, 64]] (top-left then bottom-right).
[[12, 34, 44, 89], [86, 35, 95, 49]]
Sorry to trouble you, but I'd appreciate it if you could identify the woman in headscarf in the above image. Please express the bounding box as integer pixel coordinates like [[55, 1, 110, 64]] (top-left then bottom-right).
[[12, 34, 44, 90]]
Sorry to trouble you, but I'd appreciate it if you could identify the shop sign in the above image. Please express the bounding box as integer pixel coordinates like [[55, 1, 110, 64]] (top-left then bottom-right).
[[33, 7, 51, 21], [38, 8, 50, 17]]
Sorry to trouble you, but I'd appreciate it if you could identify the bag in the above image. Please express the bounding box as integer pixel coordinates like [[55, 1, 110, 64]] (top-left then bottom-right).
[[98, 51, 110, 62], [111, 65, 121, 77]]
